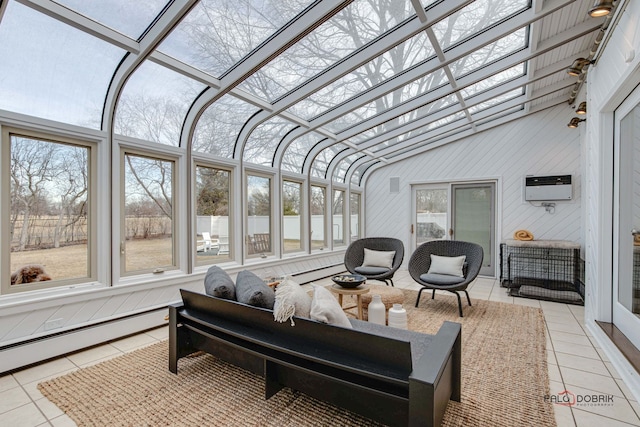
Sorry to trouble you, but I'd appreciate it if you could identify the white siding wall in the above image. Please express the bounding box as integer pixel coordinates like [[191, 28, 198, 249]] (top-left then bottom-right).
[[365, 105, 582, 268], [0, 251, 345, 372]]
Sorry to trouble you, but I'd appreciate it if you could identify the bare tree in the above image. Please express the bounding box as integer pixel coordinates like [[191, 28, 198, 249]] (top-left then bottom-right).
[[125, 154, 173, 221], [10, 137, 56, 250]]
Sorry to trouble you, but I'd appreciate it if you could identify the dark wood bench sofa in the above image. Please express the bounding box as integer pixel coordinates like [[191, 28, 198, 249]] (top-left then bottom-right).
[[169, 289, 461, 427]]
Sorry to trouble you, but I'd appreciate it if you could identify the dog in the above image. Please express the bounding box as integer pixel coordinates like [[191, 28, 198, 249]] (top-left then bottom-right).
[[11, 264, 52, 285]]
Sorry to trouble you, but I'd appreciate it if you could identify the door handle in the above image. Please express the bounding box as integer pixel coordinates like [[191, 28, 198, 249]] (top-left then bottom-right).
[[410, 224, 414, 234], [449, 228, 454, 237]]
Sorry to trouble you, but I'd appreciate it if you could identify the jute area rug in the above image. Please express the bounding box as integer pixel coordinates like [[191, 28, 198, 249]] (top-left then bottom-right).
[[38, 290, 555, 427]]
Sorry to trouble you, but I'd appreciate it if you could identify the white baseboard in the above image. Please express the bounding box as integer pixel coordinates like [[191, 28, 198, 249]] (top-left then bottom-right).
[[0, 308, 168, 374]]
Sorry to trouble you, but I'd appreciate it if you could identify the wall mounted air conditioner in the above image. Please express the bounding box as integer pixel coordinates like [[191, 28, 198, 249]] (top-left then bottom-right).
[[524, 175, 572, 201]]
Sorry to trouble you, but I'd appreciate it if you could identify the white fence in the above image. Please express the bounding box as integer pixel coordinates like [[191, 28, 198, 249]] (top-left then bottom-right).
[[196, 215, 359, 240]]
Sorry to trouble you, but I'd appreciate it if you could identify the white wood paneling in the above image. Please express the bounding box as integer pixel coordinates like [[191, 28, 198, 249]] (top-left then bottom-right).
[[365, 104, 582, 265], [0, 250, 345, 370]]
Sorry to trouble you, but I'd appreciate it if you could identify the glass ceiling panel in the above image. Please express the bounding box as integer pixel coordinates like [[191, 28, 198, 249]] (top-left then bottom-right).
[[282, 132, 324, 173], [237, 0, 416, 102], [52, 0, 169, 39], [311, 143, 348, 179], [115, 61, 205, 146], [243, 117, 296, 165], [193, 94, 259, 157], [467, 88, 524, 114], [450, 27, 527, 78], [373, 111, 466, 152], [333, 154, 361, 182], [385, 124, 473, 159], [460, 63, 526, 99], [350, 162, 370, 186], [285, 31, 435, 120], [323, 70, 449, 134], [433, 0, 529, 50], [0, 1, 124, 129], [158, 0, 313, 79], [396, 94, 458, 127]]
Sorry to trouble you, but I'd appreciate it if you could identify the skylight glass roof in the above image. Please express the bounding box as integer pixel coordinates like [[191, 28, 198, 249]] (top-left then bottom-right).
[[0, 1, 124, 128], [243, 117, 296, 165], [0, 0, 604, 185], [115, 61, 206, 146], [52, 0, 170, 39], [236, 0, 417, 101], [433, 0, 529, 50], [158, 0, 314, 79], [193, 95, 259, 157], [311, 144, 348, 180], [281, 132, 324, 173]]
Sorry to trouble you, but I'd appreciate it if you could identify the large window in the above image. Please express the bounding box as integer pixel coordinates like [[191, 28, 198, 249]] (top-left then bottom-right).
[[3, 129, 94, 294], [246, 174, 272, 257], [311, 185, 326, 250], [282, 180, 302, 253], [350, 192, 361, 240], [122, 152, 175, 274], [195, 165, 231, 264], [332, 189, 345, 246]]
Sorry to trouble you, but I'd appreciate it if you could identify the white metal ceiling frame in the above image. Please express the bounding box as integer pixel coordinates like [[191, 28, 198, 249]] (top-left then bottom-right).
[[261, 0, 541, 172], [345, 83, 579, 185], [9, 0, 601, 185], [330, 47, 586, 160], [348, 88, 573, 186], [330, 25, 604, 184], [230, 0, 479, 162], [333, 18, 603, 184], [281, 0, 588, 178]]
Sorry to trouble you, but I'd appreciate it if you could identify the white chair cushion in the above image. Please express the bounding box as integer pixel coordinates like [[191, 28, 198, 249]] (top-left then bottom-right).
[[427, 254, 466, 277], [361, 248, 395, 269]]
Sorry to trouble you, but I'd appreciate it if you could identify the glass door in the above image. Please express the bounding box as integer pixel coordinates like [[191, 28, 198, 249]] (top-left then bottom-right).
[[613, 86, 640, 349], [412, 185, 448, 252], [452, 183, 495, 276], [412, 181, 496, 277]]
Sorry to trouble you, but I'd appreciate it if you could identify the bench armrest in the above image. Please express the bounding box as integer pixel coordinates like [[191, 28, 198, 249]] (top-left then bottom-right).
[[408, 321, 461, 427]]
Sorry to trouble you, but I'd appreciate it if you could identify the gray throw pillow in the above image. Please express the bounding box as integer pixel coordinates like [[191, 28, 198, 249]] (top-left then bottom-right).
[[235, 270, 275, 309], [204, 266, 236, 300]]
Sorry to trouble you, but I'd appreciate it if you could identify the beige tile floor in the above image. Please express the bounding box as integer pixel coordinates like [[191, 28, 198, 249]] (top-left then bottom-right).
[[1, 270, 639, 427]]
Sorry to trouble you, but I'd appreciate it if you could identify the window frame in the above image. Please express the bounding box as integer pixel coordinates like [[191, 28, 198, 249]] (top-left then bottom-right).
[[310, 183, 327, 252], [1, 126, 97, 294], [332, 187, 347, 247], [120, 148, 178, 277], [244, 170, 274, 259], [350, 191, 362, 241], [194, 162, 234, 266], [282, 178, 304, 254]]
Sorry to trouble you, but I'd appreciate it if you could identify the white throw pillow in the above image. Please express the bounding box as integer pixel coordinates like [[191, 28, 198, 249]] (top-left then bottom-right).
[[273, 277, 312, 325], [361, 248, 396, 269], [309, 285, 353, 329], [427, 254, 466, 277]]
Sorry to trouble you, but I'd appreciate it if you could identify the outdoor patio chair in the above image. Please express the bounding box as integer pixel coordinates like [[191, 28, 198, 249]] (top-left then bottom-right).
[[409, 240, 483, 317], [344, 237, 404, 286]]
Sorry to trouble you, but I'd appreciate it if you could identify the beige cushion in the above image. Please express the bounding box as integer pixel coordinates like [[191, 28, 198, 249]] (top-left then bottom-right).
[[361, 248, 396, 269], [309, 285, 352, 329], [427, 254, 466, 277], [273, 277, 312, 325]]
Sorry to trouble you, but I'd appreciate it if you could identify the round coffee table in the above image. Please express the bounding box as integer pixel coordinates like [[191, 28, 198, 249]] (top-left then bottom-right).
[[329, 284, 370, 320]]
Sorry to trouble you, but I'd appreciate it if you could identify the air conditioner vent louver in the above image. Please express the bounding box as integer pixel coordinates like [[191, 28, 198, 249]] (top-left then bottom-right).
[[525, 175, 571, 186], [525, 175, 572, 201]]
